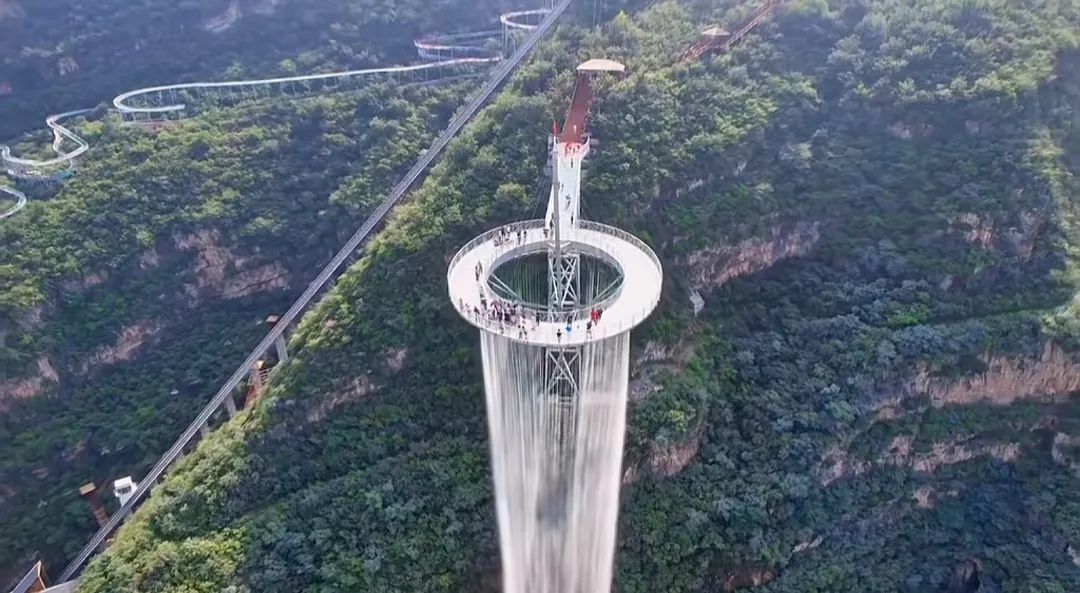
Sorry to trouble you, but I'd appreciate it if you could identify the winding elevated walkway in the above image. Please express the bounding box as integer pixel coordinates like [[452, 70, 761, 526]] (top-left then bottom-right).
[[0, 185, 27, 219], [1, 5, 554, 182], [111, 58, 496, 123], [1, 109, 92, 178]]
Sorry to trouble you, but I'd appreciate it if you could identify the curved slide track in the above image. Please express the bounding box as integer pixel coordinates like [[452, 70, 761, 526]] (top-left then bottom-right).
[[0, 109, 93, 180], [0, 185, 28, 220], [111, 57, 497, 124], [0, 5, 553, 190]]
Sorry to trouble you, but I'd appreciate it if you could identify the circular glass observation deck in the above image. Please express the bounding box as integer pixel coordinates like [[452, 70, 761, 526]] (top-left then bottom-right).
[[447, 219, 662, 346]]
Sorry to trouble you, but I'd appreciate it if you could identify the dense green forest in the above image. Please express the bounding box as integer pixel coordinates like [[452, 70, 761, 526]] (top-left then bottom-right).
[[1, 0, 540, 583], [52, 0, 1080, 592], [0, 0, 523, 138], [0, 84, 483, 583]]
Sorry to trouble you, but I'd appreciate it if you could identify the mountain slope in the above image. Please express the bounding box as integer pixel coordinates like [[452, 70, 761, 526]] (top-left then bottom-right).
[[0, 0, 534, 582], [0, 0, 522, 138], [71, 0, 1080, 591]]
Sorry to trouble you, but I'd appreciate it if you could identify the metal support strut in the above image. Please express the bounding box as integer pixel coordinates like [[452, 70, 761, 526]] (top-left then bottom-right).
[[544, 137, 583, 407]]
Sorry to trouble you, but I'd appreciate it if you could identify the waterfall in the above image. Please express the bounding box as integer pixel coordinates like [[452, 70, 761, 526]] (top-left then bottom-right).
[[480, 331, 630, 593]]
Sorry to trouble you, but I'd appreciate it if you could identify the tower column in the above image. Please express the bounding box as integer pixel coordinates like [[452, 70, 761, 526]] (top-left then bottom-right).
[[267, 315, 289, 363], [224, 394, 238, 417], [447, 59, 654, 593]]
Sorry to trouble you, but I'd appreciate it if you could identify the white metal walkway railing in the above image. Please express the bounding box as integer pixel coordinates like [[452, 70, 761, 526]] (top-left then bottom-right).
[[0, 185, 27, 219]]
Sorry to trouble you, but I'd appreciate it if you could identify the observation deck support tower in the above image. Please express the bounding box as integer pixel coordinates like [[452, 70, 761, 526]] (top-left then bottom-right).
[[447, 60, 659, 593]]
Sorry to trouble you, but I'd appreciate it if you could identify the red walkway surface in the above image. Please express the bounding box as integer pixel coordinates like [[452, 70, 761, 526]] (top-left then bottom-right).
[[560, 73, 593, 145]]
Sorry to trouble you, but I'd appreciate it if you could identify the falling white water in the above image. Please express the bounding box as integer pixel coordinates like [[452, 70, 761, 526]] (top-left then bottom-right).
[[480, 330, 630, 593]]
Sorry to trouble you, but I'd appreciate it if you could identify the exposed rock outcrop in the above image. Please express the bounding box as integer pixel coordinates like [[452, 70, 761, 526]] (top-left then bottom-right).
[[204, 0, 242, 32], [79, 320, 164, 374], [793, 536, 823, 554], [139, 247, 160, 269], [681, 221, 820, 292], [952, 212, 997, 250], [635, 340, 691, 367], [887, 121, 933, 139], [205, 0, 283, 32], [0, 0, 25, 23], [0, 356, 58, 407], [57, 56, 80, 76], [908, 440, 1020, 474], [720, 564, 777, 592], [689, 289, 705, 316], [818, 434, 1020, 486], [384, 348, 409, 372], [921, 342, 1080, 408], [817, 446, 870, 486], [1068, 544, 1080, 567], [872, 341, 1080, 417], [306, 374, 378, 424], [949, 209, 1044, 259], [913, 485, 959, 509], [61, 271, 108, 293], [649, 429, 703, 477], [174, 229, 289, 304]]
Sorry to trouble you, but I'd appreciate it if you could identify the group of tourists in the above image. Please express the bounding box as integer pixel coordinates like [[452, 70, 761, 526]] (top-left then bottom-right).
[[461, 229, 606, 342], [551, 307, 604, 342], [493, 225, 527, 248], [460, 285, 608, 344]]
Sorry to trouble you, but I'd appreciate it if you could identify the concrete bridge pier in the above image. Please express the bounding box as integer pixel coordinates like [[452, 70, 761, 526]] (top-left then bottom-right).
[[267, 315, 289, 362], [224, 393, 238, 418]]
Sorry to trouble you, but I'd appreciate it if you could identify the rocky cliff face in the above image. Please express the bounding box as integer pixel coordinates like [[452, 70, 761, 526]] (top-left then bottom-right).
[[78, 320, 164, 374], [680, 221, 820, 292], [0, 0, 25, 23], [627, 222, 823, 479], [949, 209, 1045, 260], [204, 0, 284, 33], [2, 228, 290, 409], [56, 56, 80, 77], [174, 229, 289, 304], [872, 341, 1080, 418], [819, 340, 1080, 486], [818, 435, 1022, 487], [648, 429, 704, 477], [0, 356, 58, 407]]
